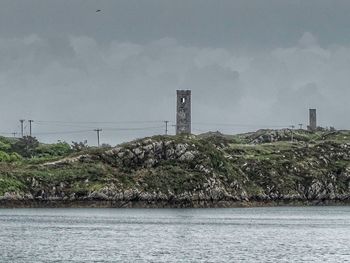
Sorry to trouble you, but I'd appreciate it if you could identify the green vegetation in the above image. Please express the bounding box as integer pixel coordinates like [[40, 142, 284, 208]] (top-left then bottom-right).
[[1, 129, 350, 206], [0, 136, 80, 160]]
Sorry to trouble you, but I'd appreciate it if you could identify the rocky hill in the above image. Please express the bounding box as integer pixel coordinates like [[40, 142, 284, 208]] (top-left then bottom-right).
[[1, 129, 350, 207]]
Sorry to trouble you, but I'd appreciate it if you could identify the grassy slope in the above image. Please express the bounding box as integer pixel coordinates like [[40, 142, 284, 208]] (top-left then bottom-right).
[[1, 129, 350, 203]]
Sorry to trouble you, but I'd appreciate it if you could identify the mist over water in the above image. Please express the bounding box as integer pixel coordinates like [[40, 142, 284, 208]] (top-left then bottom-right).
[[1, 207, 350, 262]]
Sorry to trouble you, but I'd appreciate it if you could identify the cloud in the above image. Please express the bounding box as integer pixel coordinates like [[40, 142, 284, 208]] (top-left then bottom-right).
[[1, 32, 350, 144], [298, 32, 319, 48]]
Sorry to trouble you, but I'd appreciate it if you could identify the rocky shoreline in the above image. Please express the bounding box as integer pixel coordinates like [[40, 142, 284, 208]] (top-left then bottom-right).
[[1, 199, 349, 208]]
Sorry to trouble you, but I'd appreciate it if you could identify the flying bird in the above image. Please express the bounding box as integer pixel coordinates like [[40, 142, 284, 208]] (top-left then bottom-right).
[[96, 9, 101, 12]]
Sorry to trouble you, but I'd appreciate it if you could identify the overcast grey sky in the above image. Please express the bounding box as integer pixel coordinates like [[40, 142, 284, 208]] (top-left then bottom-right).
[[1, 0, 350, 145]]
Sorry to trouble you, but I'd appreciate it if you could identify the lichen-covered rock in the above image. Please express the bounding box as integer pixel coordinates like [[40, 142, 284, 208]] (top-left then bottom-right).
[[2, 130, 350, 207], [100, 138, 199, 169]]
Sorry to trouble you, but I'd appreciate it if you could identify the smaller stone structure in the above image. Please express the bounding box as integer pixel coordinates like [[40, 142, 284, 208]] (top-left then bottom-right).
[[308, 109, 317, 131]]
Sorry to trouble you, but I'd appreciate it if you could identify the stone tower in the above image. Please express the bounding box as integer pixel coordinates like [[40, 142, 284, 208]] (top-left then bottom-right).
[[176, 90, 191, 135], [309, 108, 317, 131]]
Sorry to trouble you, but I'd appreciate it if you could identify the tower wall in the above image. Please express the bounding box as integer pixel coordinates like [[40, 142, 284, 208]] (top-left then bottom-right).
[[309, 109, 317, 131], [176, 90, 191, 135]]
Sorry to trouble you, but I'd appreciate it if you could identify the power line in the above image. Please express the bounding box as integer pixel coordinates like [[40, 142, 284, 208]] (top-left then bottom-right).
[[31, 126, 164, 136], [34, 130, 93, 135], [100, 126, 164, 131], [34, 122, 167, 130], [35, 120, 167, 124], [193, 122, 289, 128], [34, 122, 99, 129], [0, 132, 14, 136]]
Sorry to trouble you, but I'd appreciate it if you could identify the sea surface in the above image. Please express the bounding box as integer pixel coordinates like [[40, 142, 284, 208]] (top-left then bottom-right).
[[0, 207, 350, 262]]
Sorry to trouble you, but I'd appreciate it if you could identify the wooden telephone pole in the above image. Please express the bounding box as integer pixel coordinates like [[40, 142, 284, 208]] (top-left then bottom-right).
[[28, 120, 34, 136], [164, 121, 169, 135], [289, 125, 295, 142], [94, 129, 102, 147], [19, 119, 25, 137]]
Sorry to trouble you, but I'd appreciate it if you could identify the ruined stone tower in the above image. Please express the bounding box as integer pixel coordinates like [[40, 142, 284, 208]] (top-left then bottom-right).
[[309, 109, 317, 131], [176, 90, 191, 135]]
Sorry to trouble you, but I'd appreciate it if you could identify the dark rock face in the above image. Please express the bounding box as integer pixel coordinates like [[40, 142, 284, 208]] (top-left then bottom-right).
[[1, 130, 350, 208], [101, 139, 198, 168]]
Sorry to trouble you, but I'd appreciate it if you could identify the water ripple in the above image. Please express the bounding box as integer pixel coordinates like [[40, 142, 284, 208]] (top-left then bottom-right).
[[0, 207, 350, 262]]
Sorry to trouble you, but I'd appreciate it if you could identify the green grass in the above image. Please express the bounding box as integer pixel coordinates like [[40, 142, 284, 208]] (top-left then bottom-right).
[[0, 176, 26, 195], [1, 129, 350, 200]]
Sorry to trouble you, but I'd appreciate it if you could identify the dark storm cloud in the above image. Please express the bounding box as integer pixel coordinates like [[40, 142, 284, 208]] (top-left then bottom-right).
[[2, 0, 350, 48], [1, 1, 350, 144]]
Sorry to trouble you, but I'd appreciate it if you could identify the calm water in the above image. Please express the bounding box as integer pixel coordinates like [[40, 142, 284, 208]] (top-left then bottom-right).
[[0, 207, 350, 262]]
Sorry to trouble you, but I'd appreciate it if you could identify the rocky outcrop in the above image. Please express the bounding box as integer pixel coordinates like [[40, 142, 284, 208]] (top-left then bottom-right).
[[1, 130, 350, 207], [100, 138, 199, 168], [246, 129, 313, 144]]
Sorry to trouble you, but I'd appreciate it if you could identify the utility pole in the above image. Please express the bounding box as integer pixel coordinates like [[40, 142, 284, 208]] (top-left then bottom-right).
[[164, 121, 169, 135], [171, 124, 177, 135], [28, 120, 34, 137], [289, 125, 295, 142], [94, 129, 102, 147], [298, 123, 303, 130], [12, 132, 17, 138], [19, 119, 25, 137]]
